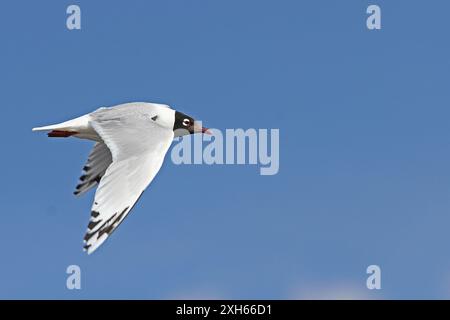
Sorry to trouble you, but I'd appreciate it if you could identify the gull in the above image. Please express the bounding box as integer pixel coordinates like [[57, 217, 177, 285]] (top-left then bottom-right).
[[33, 102, 209, 254]]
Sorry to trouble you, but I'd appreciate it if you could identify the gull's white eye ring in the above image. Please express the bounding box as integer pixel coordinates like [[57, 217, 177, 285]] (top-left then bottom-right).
[[182, 119, 191, 126]]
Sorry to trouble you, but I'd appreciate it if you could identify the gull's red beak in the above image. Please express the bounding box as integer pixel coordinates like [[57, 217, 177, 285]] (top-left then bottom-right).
[[193, 121, 211, 135]]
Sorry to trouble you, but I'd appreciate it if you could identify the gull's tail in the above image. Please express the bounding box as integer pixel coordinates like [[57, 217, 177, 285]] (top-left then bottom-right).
[[32, 114, 90, 137]]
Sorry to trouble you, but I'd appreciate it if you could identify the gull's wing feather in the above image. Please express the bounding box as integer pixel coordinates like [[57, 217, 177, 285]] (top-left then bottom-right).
[[74, 142, 112, 196], [83, 110, 174, 254]]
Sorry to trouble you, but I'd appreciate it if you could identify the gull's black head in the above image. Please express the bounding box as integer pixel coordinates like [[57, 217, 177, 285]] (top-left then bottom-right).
[[173, 111, 209, 136]]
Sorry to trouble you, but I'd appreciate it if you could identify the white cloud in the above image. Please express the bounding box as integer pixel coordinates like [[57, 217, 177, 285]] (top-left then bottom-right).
[[166, 287, 227, 300], [287, 281, 378, 300]]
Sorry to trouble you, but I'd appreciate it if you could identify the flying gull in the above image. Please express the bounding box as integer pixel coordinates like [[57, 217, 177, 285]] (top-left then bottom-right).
[[33, 102, 209, 254]]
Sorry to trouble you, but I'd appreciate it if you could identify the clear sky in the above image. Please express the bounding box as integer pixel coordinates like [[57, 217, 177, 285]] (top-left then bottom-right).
[[1, 0, 450, 299]]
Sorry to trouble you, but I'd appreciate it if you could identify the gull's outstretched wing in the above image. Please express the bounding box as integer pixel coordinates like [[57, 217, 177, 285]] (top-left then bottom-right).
[[83, 108, 174, 254], [74, 142, 112, 196]]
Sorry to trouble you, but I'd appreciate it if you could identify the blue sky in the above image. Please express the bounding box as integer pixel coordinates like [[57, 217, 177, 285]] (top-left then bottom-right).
[[1, 0, 450, 299]]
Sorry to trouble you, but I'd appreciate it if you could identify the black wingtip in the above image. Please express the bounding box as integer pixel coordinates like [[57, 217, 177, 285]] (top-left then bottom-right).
[[88, 220, 101, 230], [91, 210, 100, 218]]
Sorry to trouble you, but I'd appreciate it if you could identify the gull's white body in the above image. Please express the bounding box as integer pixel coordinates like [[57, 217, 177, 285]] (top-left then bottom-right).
[[33, 102, 177, 254]]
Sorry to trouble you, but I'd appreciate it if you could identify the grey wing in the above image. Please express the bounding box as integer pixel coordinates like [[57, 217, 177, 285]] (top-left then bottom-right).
[[82, 111, 174, 254], [74, 142, 112, 196]]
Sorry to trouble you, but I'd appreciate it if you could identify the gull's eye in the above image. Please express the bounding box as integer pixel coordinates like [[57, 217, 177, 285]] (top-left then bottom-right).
[[182, 118, 191, 126]]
